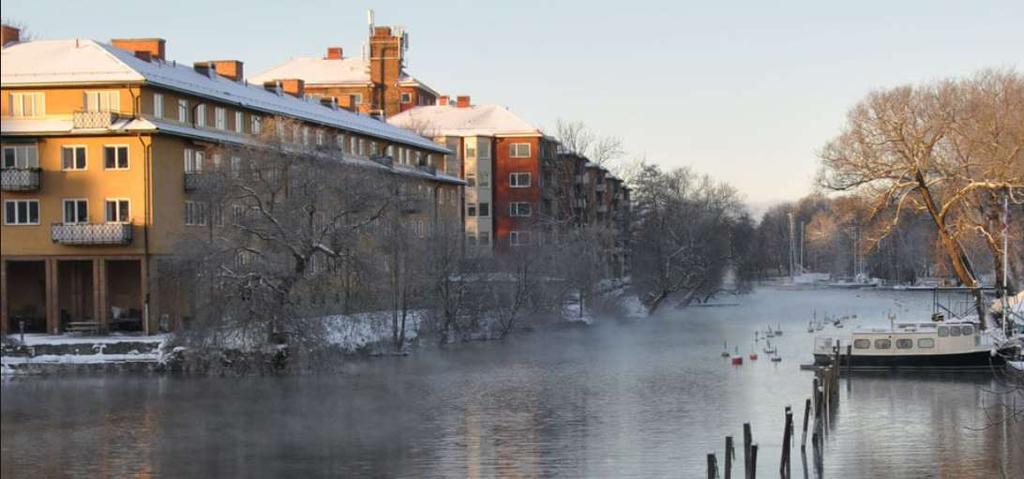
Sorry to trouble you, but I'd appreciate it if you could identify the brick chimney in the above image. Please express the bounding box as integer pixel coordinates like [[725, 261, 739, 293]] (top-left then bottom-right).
[[456, 95, 471, 108], [326, 47, 343, 60], [368, 25, 404, 117], [263, 79, 305, 98], [111, 38, 166, 61], [438, 95, 450, 106], [1, 24, 20, 47], [211, 60, 244, 81]]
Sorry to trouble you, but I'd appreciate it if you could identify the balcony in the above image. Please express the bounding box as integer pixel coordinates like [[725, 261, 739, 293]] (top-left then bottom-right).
[[1, 168, 41, 191], [184, 172, 203, 191], [51, 223, 133, 246], [595, 183, 607, 193], [73, 110, 120, 129]]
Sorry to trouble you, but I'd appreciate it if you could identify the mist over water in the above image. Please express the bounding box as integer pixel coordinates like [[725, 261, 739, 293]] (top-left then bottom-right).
[[2, 287, 1020, 478]]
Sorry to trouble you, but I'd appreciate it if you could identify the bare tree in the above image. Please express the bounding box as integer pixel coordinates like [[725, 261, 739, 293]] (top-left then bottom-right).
[[819, 69, 1024, 324], [555, 119, 625, 170]]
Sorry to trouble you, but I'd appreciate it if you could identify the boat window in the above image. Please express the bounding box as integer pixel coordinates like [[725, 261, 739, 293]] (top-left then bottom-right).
[[874, 339, 891, 349], [949, 326, 962, 337], [938, 326, 948, 337], [960, 325, 974, 336], [853, 339, 871, 349], [896, 339, 913, 349], [917, 338, 935, 348]]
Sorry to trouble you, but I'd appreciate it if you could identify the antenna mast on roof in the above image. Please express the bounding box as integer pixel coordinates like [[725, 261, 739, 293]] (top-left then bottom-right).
[[367, 9, 375, 35]]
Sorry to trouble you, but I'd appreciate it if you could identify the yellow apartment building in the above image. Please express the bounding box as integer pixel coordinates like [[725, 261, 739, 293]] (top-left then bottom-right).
[[0, 28, 462, 335]]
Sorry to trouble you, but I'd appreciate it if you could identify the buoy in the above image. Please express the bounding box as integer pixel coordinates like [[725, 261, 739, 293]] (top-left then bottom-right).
[[731, 356, 744, 365], [771, 355, 782, 362], [749, 353, 759, 360]]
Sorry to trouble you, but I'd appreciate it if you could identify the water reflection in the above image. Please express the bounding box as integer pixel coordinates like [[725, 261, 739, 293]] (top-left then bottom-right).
[[2, 288, 1020, 477]]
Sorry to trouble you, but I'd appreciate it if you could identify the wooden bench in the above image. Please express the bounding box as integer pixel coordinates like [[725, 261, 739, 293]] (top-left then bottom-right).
[[66, 321, 100, 334]]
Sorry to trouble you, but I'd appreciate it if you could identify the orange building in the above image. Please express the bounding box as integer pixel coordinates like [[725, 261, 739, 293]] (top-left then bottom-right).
[[0, 27, 460, 335]]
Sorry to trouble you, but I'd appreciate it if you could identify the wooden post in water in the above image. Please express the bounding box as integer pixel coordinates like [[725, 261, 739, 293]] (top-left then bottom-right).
[[780, 406, 793, 478], [845, 344, 852, 376], [707, 452, 718, 479], [725, 435, 734, 479], [749, 443, 759, 479], [801, 398, 811, 450], [743, 422, 752, 479]]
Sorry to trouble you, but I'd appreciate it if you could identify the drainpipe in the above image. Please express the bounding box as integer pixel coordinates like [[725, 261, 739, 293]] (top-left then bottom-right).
[[130, 85, 153, 335]]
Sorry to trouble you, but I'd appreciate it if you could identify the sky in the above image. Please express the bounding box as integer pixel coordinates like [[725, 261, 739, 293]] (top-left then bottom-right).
[[3, 0, 1022, 208]]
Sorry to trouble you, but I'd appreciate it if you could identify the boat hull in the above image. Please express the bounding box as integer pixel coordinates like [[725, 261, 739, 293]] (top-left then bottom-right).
[[813, 349, 1009, 369]]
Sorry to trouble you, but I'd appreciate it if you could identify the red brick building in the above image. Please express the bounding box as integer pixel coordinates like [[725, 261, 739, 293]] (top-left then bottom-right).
[[252, 24, 437, 118]]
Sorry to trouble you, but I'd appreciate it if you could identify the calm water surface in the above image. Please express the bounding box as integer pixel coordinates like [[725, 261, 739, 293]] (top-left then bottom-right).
[[2, 287, 1021, 478]]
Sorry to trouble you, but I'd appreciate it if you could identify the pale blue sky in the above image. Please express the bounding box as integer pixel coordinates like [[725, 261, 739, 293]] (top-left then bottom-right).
[[3, 0, 1022, 205]]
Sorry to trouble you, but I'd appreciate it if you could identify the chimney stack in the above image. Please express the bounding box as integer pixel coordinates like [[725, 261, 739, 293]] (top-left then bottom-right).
[[111, 38, 166, 61], [326, 47, 344, 60], [456, 95, 471, 108], [263, 79, 305, 98], [210, 60, 244, 81], [1, 24, 21, 47], [438, 95, 450, 106]]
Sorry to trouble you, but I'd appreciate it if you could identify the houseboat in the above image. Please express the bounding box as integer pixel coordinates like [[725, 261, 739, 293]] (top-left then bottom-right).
[[812, 321, 1014, 369]]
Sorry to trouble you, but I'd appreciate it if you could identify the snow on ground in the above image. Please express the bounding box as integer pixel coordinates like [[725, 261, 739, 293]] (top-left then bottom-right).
[[10, 333, 168, 346], [320, 310, 426, 352]]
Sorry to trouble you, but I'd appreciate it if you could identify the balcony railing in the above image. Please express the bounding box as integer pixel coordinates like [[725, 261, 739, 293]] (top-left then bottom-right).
[[73, 110, 119, 129], [184, 172, 203, 191], [51, 223, 133, 246], [1, 168, 41, 191]]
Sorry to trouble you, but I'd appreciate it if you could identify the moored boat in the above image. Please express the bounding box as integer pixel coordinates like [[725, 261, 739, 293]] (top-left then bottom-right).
[[813, 321, 1013, 369]]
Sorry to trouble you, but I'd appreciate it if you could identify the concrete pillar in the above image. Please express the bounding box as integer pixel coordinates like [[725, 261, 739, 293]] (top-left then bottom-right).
[[93, 258, 106, 333], [140, 257, 150, 335], [0, 259, 7, 335], [45, 259, 59, 334]]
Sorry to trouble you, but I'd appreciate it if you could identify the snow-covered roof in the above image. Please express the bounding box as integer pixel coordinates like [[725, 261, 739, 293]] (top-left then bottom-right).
[[387, 104, 544, 137], [250, 56, 438, 96], [0, 39, 448, 154]]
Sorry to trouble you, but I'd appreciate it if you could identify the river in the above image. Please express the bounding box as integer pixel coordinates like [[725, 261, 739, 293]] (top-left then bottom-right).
[[2, 287, 1020, 478]]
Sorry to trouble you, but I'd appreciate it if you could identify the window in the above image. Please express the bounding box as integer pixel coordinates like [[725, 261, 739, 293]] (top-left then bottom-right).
[[63, 199, 88, 224], [917, 338, 935, 349], [337, 134, 346, 150], [215, 107, 226, 130], [85, 91, 120, 112], [938, 326, 949, 337], [509, 143, 531, 158], [351, 93, 362, 106], [234, 111, 244, 133], [61, 146, 87, 170], [509, 172, 531, 188], [478, 141, 491, 159], [230, 156, 241, 178], [153, 93, 164, 118], [949, 326, 962, 337], [479, 172, 491, 187], [509, 202, 532, 217], [400, 92, 412, 104], [359, 139, 366, 156], [105, 199, 130, 223], [4, 145, 39, 168], [371, 142, 380, 156], [177, 99, 189, 123], [184, 201, 208, 226], [184, 149, 204, 173], [195, 104, 207, 127], [873, 339, 891, 350], [251, 115, 261, 134], [961, 325, 974, 336], [478, 202, 490, 217], [466, 203, 477, 217], [302, 127, 310, 145], [896, 339, 913, 349], [853, 339, 871, 349], [466, 232, 477, 247], [316, 129, 325, 146], [3, 200, 39, 225], [10, 92, 45, 117], [467, 146, 476, 158], [510, 230, 530, 246], [478, 231, 490, 246], [466, 173, 476, 187], [348, 136, 357, 154], [104, 146, 129, 169]]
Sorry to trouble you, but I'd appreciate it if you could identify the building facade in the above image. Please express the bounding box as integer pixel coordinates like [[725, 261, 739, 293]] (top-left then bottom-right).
[[252, 24, 437, 119], [0, 28, 461, 335]]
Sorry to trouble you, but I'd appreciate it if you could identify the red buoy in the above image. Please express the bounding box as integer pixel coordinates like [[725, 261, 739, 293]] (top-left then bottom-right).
[[749, 353, 759, 361], [731, 356, 744, 365]]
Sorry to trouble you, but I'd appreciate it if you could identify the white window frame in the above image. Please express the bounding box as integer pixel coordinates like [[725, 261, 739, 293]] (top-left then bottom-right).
[[61, 145, 87, 171], [184, 200, 208, 226], [478, 202, 490, 217], [103, 145, 130, 170], [105, 198, 131, 224], [234, 111, 244, 134], [466, 203, 477, 217], [215, 107, 227, 130], [177, 99, 189, 123], [509, 143, 531, 158], [400, 92, 412, 104], [251, 115, 261, 134], [351, 93, 362, 106], [84, 91, 120, 113], [478, 171, 491, 187], [478, 231, 490, 246], [62, 198, 89, 225], [3, 199, 40, 225], [184, 149, 204, 173], [509, 172, 531, 188], [509, 202, 532, 217], [509, 230, 530, 247], [153, 93, 164, 119], [195, 104, 207, 127], [9, 92, 45, 118], [4, 144, 39, 169], [478, 141, 491, 159]]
